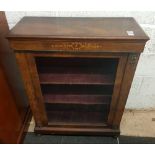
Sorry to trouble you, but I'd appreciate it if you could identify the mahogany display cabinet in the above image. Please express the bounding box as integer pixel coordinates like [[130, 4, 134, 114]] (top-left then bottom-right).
[[7, 17, 149, 136]]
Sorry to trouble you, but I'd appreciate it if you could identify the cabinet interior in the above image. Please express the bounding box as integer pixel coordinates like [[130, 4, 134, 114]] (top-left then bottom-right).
[[35, 57, 118, 127]]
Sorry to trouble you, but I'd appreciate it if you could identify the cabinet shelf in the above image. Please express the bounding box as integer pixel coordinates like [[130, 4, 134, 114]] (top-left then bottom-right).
[[47, 110, 108, 127], [43, 94, 111, 105], [39, 73, 114, 85]]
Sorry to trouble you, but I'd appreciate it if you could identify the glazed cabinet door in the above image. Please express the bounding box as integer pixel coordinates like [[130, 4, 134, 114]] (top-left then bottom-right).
[[15, 51, 132, 133]]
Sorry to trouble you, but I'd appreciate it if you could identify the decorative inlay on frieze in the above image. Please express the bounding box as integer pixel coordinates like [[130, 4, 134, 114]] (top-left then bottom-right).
[[47, 41, 103, 51], [10, 39, 144, 52]]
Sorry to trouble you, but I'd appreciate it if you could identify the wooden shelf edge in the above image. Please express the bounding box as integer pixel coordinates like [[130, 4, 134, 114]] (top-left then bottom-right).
[[40, 82, 114, 86], [34, 126, 120, 136], [47, 122, 108, 128], [39, 73, 114, 85], [44, 94, 111, 105]]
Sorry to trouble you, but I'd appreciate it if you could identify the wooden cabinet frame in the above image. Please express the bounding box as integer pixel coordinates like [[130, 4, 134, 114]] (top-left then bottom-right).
[[14, 51, 139, 135], [7, 17, 148, 136]]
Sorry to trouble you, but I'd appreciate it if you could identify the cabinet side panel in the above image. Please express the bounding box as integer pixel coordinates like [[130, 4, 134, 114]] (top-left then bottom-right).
[[15, 53, 48, 126], [112, 53, 140, 127], [26, 54, 48, 125], [108, 55, 128, 125]]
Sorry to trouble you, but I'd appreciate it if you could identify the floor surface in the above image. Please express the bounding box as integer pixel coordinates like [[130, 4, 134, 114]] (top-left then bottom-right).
[[24, 133, 155, 144], [120, 110, 155, 137]]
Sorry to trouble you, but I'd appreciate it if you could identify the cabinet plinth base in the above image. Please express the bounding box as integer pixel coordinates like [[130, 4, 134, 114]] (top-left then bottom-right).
[[34, 126, 120, 136]]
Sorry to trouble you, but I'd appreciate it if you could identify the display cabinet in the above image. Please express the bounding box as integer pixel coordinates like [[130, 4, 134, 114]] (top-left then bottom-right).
[[7, 17, 149, 136]]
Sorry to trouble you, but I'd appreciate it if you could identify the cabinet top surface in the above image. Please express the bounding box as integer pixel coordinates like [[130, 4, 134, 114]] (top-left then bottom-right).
[[7, 17, 149, 41]]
